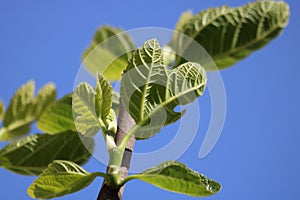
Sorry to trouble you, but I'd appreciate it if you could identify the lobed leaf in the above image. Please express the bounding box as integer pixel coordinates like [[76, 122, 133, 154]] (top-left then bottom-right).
[[122, 161, 221, 197], [0, 81, 56, 141], [0, 131, 93, 175], [37, 94, 76, 134], [121, 39, 206, 139], [172, 1, 290, 70], [83, 26, 136, 81], [27, 160, 104, 199]]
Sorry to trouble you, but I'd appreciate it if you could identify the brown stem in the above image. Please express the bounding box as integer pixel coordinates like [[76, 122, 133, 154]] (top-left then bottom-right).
[[97, 102, 136, 200]]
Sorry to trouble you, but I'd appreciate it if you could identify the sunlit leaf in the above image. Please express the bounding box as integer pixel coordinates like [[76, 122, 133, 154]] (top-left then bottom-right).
[[73, 74, 115, 137], [73, 83, 100, 136], [0, 131, 93, 175], [27, 160, 104, 198], [121, 39, 206, 139], [36, 83, 57, 114], [0, 81, 56, 141], [122, 161, 221, 197], [95, 73, 112, 120], [37, 94, 76, 134], [82, 26, 136, 81], [172, 1, 290, 70]]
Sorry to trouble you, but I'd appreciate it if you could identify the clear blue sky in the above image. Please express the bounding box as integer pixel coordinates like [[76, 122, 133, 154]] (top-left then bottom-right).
[[0, 0, 299, 199]]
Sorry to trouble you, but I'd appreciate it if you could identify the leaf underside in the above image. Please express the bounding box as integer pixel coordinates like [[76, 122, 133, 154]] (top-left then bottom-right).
[[121, 39, 207, 139], [37, 94, 76, 134], [0, 2, 288, 197], [95, 73, 112, 121], [27, 160, 102, 199], [82, 26, 136, 81], [73, 74, 114, 137], [0, 131, 93, 175], [172, 1, 290, 70], [0, 81, 56, 141], [73, 83, 100, 136], [123, 161, 221, 197]]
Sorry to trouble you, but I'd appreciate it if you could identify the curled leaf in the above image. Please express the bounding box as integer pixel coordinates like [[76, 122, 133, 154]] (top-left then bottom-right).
[[121, 39, 206, 139]]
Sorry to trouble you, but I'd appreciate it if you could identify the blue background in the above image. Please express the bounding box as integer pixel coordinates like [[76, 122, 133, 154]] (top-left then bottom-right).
[[0, 0, 299, 199]]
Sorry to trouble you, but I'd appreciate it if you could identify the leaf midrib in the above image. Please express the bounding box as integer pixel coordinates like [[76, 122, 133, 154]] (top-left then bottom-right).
[[182, 2, 288, 63], [137, 80, 206, 128], [75, 89, 98, 120], [139, 47, 157, 121], [16, 134, 73, 166], [126, 174, 212, 196], [212, 2, 283, 60], [34, 174, 96, 199]]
